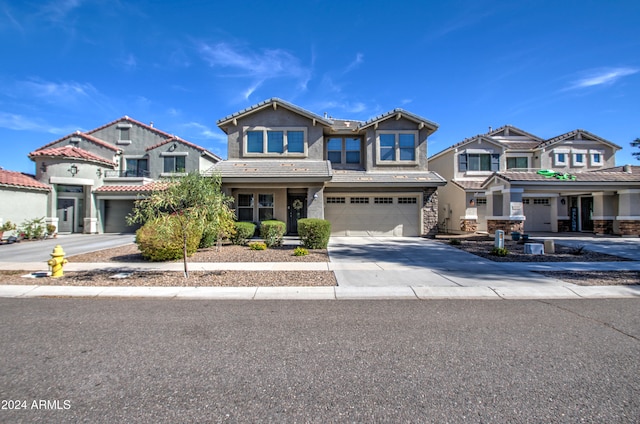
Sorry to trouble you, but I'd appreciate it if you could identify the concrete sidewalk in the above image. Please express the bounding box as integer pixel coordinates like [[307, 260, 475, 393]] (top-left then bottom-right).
[[0, 259, 638, 300]]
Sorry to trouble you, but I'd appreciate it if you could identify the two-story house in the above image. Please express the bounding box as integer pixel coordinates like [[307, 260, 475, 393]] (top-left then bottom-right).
[[27, 117, 221, 234], [429, 125, 640, 236], [211, 98, 446, 237]]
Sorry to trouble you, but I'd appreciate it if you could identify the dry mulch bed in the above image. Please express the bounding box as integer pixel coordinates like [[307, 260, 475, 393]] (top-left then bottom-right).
[[537, 271, 639, 286]]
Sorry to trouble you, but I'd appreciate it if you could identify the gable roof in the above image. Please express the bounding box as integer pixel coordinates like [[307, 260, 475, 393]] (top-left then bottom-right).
[[482, 169, 640, 188], [358, 109, 439, 133], [486, 125, 543, 142], [537, 129, 621, 150], [29, 146, 117, 166], [145, 136, 222, 162], [87, 115, 175, 139], [217, 98, 333, 131], [0, 169, 50, 191], [35, 131, 120, 153]]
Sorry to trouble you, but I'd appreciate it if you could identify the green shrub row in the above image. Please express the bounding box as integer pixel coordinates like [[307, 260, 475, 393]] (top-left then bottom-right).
[[231, 222, 256, 245], [297, 218, 331, 249], [136, 216, 202, 261], [260, 220, 286, 247]]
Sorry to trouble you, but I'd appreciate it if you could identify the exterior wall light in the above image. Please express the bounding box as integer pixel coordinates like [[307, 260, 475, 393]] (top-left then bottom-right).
[[68, 164, 79, 176]]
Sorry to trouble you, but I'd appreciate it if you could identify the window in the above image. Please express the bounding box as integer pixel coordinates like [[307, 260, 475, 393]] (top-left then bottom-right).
[[397, 197, 417, 204], [459, 153, 499, 172], [125, 158, 148, 177], [163, 156, 185, 173], [377, 131, 417, 163], [573, 153, 585, 166], [591, 151, 603, 166], [555, 153, 567, 166], [244, 127, 307, 156], [476, 198, 487, 205], [350, 197, 369, 204], [374, 197, 393, 204], [119, 128, 130, 141], [258, 194, 274, 221], [237, 194, 254, 221], [326, 197, 346, 204], [506, 157, 528, 169], [327, 137, 362, 164]]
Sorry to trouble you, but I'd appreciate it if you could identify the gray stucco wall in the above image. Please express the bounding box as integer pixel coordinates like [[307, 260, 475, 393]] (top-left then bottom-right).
[[0, 188, 48, 234], [364, 117, 431, 171]]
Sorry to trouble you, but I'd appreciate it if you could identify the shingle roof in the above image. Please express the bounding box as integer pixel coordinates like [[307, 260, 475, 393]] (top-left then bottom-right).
[[537, 129, 621, 150], [486, 125, 544, 142], [207, 160, 332, 181], [35, 131, 120, 152], [328, 170, 446, 187], [0, 169, 50, 191], [358, 109, 439, 132], [452, 180, 485, 190], [93, 181, 169, 193], [29, 146, 116, 166]]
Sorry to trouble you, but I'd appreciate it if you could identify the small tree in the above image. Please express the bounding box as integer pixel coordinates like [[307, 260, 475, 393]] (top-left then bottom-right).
[[631, 137, 640, 160], [127, 173, 235, 277]]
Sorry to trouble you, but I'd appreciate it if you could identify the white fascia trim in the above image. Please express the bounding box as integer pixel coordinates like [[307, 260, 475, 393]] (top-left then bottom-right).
[[616, 216, 640, 220], [50, 177, 94, 186], [160, 152, 188, 157]]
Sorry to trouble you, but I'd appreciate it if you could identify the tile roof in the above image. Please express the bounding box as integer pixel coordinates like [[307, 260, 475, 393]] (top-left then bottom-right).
[[35, 131, 120, 152], [145, 136, 222, 161], [328, 170, 446, 186], [452, 180, 485, 190], [207, 160, 332, 180], [486, 125, 543, 142], [93, 181, 169, 193], [87, 116, 175, 139], [0, 169, 50, 191], [217, 98, 333, 128], [358, 109, 439, 131], [537, 129, 621, 150], [489, 170, 640, 184], [29, 146, 116, 166]]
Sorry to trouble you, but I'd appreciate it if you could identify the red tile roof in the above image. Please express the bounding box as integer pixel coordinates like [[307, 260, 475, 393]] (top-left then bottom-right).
[[88, 116, 174, 139], [29, 146, 116, 166], [0, 169, 50, 191], [93, 182, 169, 193], [35, 131, 119, 152], [146, 136, 205, 153]]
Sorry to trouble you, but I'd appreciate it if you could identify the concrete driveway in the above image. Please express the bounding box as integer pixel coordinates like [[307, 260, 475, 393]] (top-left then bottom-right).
[[0, 234, 135, 264], [328, 236, 572, 288]]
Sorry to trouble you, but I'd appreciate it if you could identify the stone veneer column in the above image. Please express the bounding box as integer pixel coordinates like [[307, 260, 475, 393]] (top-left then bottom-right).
[[615, 189, 640, 236], [592, 192, 613, 235], [422, 188, 438, 237]]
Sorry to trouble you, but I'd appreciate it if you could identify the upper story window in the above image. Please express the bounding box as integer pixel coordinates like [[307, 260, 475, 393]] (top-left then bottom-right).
[[572, 152, 585, 167], [125, 158, 148, 177], [163, 156, 186, 173], [506, 157, 528, 169], [590, 150, 603, 166], [327, 137, 362, 165], [555, 152, 567, 166], [117, 124, 133, 145], [458, 152, 499, 172], [376, 131, 418, 164], [244, 127, 307, 157]]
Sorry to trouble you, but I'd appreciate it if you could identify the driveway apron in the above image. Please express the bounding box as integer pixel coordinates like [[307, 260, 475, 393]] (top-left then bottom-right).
[[328, 237, 566, 287]]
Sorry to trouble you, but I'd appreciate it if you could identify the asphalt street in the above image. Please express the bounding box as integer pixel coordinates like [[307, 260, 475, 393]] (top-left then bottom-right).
[[1, 298, 638, 423]]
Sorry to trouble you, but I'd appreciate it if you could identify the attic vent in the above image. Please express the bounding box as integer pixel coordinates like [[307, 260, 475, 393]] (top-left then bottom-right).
[[233, 163, 248, 167], [69, 137, 81, 144]]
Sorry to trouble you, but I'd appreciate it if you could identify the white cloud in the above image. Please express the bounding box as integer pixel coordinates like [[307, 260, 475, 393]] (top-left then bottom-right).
[[17, 79, 97, 104], [567, 67, 638, 90], [181, 122, 226, 143], [343, 53, 364, 74], [0, 112, 74, 134], [197, 41, 312, 97], [40, 0, 84, 23]]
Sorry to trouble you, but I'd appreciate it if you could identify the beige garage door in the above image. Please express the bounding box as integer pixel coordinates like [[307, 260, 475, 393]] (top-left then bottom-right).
[[523, 198, 552, 232], [104, 200, 141, 233], [324, 195, 420, 236]]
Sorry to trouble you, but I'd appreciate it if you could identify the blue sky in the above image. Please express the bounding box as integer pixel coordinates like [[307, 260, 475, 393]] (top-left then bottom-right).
[[1, 0, 639, 173]]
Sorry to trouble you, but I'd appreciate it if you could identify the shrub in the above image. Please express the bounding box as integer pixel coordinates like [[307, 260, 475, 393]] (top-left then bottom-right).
[[19, 217, 46, 239], [249, 241, 267, 251], [231, 221, 256, 245], [293, 246, 309, 256], [297, 218, 331, 249], [260, 220, 286, 247], [449, 238, 461, 246], [198, 224, 218, 249], [490, 247, 509, 257], [0, 220, 16, 232], [46, 224, 57, 235], [135, 216, 202, 261]]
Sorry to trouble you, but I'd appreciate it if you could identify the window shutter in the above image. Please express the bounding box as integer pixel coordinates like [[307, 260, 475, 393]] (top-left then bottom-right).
[[491, 154, 500, 171], [458, 153, 468, 171]]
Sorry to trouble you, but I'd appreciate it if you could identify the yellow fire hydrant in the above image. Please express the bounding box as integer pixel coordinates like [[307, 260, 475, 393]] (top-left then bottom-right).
[[48, 245, 68, 278]]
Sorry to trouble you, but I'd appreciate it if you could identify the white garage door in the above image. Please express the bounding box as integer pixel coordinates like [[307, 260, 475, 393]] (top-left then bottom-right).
[[523, 198, 552, 232], [104, 200, 141, 233], [324, 195, 420, 236]]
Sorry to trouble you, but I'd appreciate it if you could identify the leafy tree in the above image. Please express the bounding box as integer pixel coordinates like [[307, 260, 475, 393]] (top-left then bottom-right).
[[632, 138, 640, 160], [127, 173, 235, 277]]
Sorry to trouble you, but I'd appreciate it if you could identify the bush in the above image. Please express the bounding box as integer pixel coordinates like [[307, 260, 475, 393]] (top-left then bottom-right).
[[135, 216, 203, 261], [19, 217, 46, 239], [260, 220, 286, 247], [293, 246, 309, 256], [231, 221, 256, 245], [449, 238, 461, 246], [0, 220, 16, 232], [297, 218, 331, 249], [249, 241, 267, 251], [46, 224, 57, 235], [198, 224, 218, 249], [490, 247, 509, 257]]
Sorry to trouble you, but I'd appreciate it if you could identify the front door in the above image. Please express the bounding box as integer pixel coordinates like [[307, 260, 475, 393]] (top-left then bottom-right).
[[580, 196, 594, 232], [57, 198, 75, 233], [287, 195, 307, 234]]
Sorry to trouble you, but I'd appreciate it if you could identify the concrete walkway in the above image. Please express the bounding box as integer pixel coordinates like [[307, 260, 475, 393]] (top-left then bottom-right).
[[0, 235, 638, 300]]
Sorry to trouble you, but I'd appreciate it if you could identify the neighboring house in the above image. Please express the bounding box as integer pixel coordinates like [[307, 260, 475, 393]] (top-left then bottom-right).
[[25, 117, 220, 234], [211, 98, 446, 237], [0, 169, 50, 236], [429, 125, 640, 236]]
